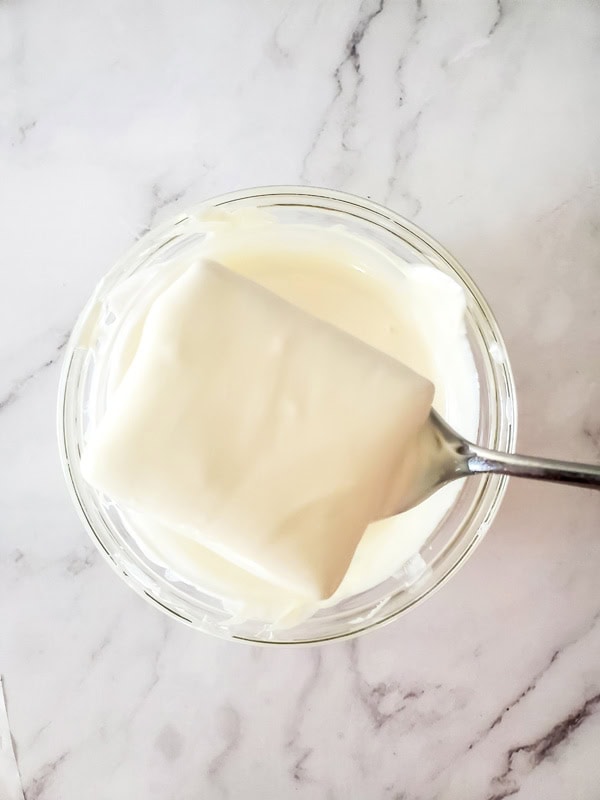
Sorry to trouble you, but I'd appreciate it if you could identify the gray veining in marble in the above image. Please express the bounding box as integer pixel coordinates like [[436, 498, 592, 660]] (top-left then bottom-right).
[[1, 0, 599, 798]]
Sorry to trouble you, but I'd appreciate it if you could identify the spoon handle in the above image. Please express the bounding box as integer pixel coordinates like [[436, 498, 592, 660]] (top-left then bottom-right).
[[465, 446, 600, 490]]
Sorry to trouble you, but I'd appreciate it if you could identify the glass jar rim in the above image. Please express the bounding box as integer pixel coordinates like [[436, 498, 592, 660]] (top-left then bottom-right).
[[58, 185, 517, 645]]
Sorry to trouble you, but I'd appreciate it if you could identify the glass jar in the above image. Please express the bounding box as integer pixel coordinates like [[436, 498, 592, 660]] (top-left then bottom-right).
[[58, 187, 517, 644]]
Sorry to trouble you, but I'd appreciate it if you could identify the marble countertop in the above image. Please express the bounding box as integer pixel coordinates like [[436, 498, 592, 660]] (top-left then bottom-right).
[[1, 1, 599, 798]]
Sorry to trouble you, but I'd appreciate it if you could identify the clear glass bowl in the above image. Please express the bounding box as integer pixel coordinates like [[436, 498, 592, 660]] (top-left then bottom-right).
[[58, 187, 517, 645]]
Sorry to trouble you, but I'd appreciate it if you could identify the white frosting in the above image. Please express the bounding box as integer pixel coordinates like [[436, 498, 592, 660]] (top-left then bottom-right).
[[83, 211, 479, 626], [82, 259, 435, 600]]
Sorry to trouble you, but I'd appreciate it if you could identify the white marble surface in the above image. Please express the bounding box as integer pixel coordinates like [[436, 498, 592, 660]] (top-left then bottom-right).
[[1, 0, 599, 797]]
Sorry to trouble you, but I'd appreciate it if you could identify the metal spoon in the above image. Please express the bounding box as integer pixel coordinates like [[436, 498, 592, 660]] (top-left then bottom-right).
[[396, 410, 600, 513]]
